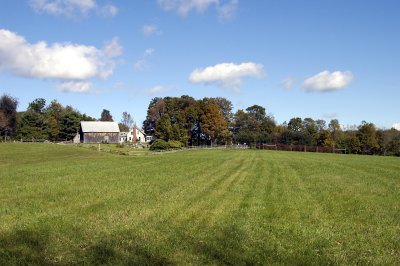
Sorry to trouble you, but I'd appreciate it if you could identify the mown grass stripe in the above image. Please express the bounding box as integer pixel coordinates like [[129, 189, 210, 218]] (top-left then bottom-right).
[[0, 143, 399, 265]]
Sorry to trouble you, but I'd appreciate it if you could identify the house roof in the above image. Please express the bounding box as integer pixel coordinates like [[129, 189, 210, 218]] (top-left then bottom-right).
[[133, 125, 146, 136], [81, 121, 120, 133]]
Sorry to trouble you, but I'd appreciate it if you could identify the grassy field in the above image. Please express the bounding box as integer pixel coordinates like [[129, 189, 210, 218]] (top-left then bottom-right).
[[0, 143, 399, 265]]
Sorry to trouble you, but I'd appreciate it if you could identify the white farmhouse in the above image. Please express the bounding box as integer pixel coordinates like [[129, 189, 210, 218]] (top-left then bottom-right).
[[125, 125, 154, 143]]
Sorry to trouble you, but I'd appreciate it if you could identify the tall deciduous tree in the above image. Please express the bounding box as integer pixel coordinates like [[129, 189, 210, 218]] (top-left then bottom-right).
[[100, 109, 113, 121], [44, 100, 63, 141], [121, 111, 134, 130], [232, 105, 276, 145], [0, 94, 18, 138], [143, 98, 166, 136], [357, 121, 379, 154], [200, 103, 230, 145]]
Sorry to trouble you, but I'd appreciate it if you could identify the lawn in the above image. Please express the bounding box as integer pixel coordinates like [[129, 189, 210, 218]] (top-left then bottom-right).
[[0, 143, 399, 265]]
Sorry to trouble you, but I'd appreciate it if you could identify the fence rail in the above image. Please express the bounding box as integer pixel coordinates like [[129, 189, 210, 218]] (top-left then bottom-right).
[[255, 143, 346, 154], [1, 139, 346, 154]]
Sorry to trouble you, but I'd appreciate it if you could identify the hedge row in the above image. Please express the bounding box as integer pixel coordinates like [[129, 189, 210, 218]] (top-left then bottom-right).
[[149, 139, 183, 151]]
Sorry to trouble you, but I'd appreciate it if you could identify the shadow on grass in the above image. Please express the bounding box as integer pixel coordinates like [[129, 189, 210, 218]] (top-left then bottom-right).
[[0, 228, 172, 265], [0, 229, 52, 265], [0, 226, 336, 265], [87, 238, 172, 265]]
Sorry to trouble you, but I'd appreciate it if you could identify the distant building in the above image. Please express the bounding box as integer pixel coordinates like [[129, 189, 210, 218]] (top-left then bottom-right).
[[119, 132, 128, 143], [77, 121, 120, 143], [125, 125, 154, 143]]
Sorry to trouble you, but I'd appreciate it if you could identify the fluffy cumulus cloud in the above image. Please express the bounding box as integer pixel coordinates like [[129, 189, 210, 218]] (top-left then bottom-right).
[[189, 62, 264, 92], [158, 0, 238, 20], [0, 28, 122, 92], [302, 70, 353, 92], [392, 123, 400, 131], [29, 0, 118, 18]]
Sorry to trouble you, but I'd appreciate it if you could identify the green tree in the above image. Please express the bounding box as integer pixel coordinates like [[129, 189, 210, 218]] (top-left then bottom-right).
[[357, 121, 379, 154], [0, 94, 18, 139], [44, 100, 63, 141], [143, 98, 165, 136], [288, 117, 303, 132], [19, 111, 47, 139], [156, 113, 173, 141], [328, 119, 342, 146], [232, 105, 275, 145], [59, 107, 81, 140], [118, 123, 129, 132], [28, 98, 46, 113]]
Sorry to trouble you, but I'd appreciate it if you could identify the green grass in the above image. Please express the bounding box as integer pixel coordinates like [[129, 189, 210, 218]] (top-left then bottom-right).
[[0, 143, 399, 265], [78, 143, 151, 156]]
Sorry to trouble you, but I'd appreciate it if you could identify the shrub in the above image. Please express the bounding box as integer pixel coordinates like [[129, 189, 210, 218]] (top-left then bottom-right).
[[149, 139, 183, 151], [168, 140, 183, 149], [149, 139, 169, 151]]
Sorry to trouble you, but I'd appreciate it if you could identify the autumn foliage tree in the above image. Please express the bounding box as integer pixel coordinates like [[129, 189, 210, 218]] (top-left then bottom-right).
[[143, 96, 232, 146], [100, 109, 113, 121], [200, 102, 230, 145]]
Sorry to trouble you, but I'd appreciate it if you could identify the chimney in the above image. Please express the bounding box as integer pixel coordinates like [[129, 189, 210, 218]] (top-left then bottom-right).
[[133, 124, 137, 143]]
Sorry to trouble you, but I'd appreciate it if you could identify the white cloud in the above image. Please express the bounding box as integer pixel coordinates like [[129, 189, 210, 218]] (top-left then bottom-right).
[[158, 0, 238, 19], [99, 4, 118, 17], [145, 85, 169, 95], [392, 123, 400, 131], [144, 48, 155, 57], [158, 0, 218, 16], [29, 0, 118, 18], [302, 70, 353, 92], [102, 37, 123, 58], [57, 81, 92, 93], [217, 0, 238, 21], [281, 77, 294, 90], [143, 24, 162, 37], [189, 62, 264, 92], [30, 0, 96, 17], [134, 48, 155, 71], [0, 28, 121, 92]]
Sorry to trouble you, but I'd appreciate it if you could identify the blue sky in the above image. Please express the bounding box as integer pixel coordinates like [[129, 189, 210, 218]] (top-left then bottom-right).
[[0, 0, 399, 129]]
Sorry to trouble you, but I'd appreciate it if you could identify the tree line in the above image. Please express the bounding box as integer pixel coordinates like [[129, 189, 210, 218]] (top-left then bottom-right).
[[0, 94, 134, 142], [143, 96, 400, 156], [1, 94, 399, 156]]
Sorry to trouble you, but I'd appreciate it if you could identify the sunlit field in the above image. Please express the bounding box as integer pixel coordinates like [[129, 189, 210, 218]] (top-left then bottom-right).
[[1, 143, 399, 265]]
